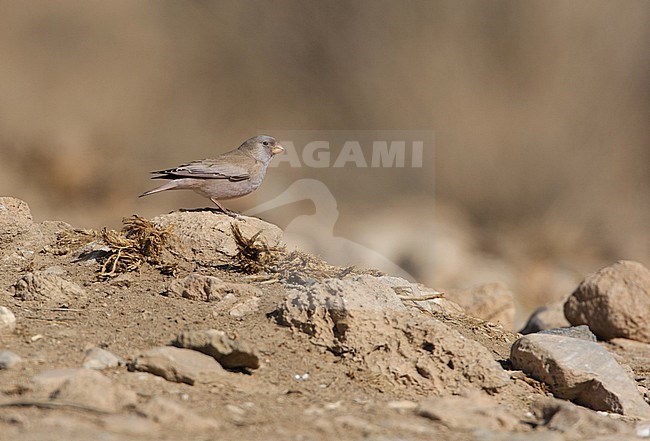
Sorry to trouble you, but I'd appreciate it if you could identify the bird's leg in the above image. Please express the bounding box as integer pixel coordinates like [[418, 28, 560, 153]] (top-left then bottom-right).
[[209, 197, 227, 211], [210, 197, 242, 219]]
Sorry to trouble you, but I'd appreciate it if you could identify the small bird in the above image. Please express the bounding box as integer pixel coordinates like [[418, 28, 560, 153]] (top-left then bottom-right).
[[139, 135, 284, 213]]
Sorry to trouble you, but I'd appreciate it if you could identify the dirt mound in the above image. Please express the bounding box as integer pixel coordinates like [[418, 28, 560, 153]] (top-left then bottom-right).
[[1, 197, 648, 441]]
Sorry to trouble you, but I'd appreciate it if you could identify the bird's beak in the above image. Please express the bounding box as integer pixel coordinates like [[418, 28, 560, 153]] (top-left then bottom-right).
[[271, 143, 285, 155]]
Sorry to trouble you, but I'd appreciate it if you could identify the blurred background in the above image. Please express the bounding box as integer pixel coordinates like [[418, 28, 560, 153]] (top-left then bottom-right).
[[1, 0, 648, 326]]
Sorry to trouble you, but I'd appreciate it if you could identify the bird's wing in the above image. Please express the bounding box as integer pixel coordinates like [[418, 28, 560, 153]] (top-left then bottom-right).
[[152, 157, 250, 181]]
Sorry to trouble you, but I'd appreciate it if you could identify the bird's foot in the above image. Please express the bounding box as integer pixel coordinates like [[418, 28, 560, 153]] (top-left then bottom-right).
[[220, 207, 245, 220], [176, 207, 243, 220], [209, 198, 246, 220], [177, 207, 221, 213]]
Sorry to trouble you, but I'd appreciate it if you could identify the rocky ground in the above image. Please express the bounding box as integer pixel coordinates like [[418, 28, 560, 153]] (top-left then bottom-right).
[[1, 196, 650, 441]]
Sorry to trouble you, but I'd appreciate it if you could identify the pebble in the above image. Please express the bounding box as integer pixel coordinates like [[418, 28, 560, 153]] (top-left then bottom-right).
[[0, 350, 23, 369], [0, 306, 16, 333], [82, 347, 125, 370]]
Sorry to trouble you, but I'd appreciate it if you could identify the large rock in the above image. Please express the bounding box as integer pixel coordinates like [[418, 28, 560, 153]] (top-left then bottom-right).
[[445, 282, 515, 330], [171, 329, 259, 370], [276, 275, 509, 394], [511, 333, 650, 418], [564, 260, 650, 342], [152, 211, 283, 264], [11, 271, 87, 304], [131, 346, 227, 385]]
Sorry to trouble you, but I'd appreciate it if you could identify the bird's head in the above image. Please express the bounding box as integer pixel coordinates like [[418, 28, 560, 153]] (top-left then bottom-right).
[[241, 135, 285, 161]]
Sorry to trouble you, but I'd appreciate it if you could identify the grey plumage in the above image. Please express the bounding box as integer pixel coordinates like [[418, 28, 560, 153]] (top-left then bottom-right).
[[140, 135, 284, 212]]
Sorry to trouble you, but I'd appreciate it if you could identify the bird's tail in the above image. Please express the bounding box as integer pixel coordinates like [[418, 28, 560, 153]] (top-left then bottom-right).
[[139, 181, 180, 198]]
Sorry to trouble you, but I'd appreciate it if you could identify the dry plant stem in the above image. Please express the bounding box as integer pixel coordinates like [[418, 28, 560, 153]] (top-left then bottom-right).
[[32, 308, 84, 312], [25, 316, 78, 321], [397, 293, 445, 301], [0, 400, 112, 414]]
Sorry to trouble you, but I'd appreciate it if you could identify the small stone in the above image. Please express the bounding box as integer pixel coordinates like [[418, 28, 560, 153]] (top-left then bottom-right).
[[131, 346, 227, 385], [11, 271, 87, 304], [564, 260, 650, 342], [0, 351, 23, 369], [225, 404, 246, 415], [171, 330, 260, 370], [511, 333, 650, 418], [0, 306, 16, 333], [538, 325, 596, 342], [43, 266, 67, 276], [82, 347, 125, 370]]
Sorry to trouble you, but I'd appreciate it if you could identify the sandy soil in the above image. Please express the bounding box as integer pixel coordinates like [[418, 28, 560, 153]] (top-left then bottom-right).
[[0, 201, 645, 440]]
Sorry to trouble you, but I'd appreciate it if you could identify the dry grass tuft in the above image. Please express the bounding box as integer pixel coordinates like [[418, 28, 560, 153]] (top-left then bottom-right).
[[231, 223, 274, 274], [230, 224, 381, 283], [98, 215, 176, 278]]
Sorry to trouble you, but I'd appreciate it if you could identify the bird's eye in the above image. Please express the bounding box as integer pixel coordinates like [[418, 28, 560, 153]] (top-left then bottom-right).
[[262, 141, 270, 146]]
